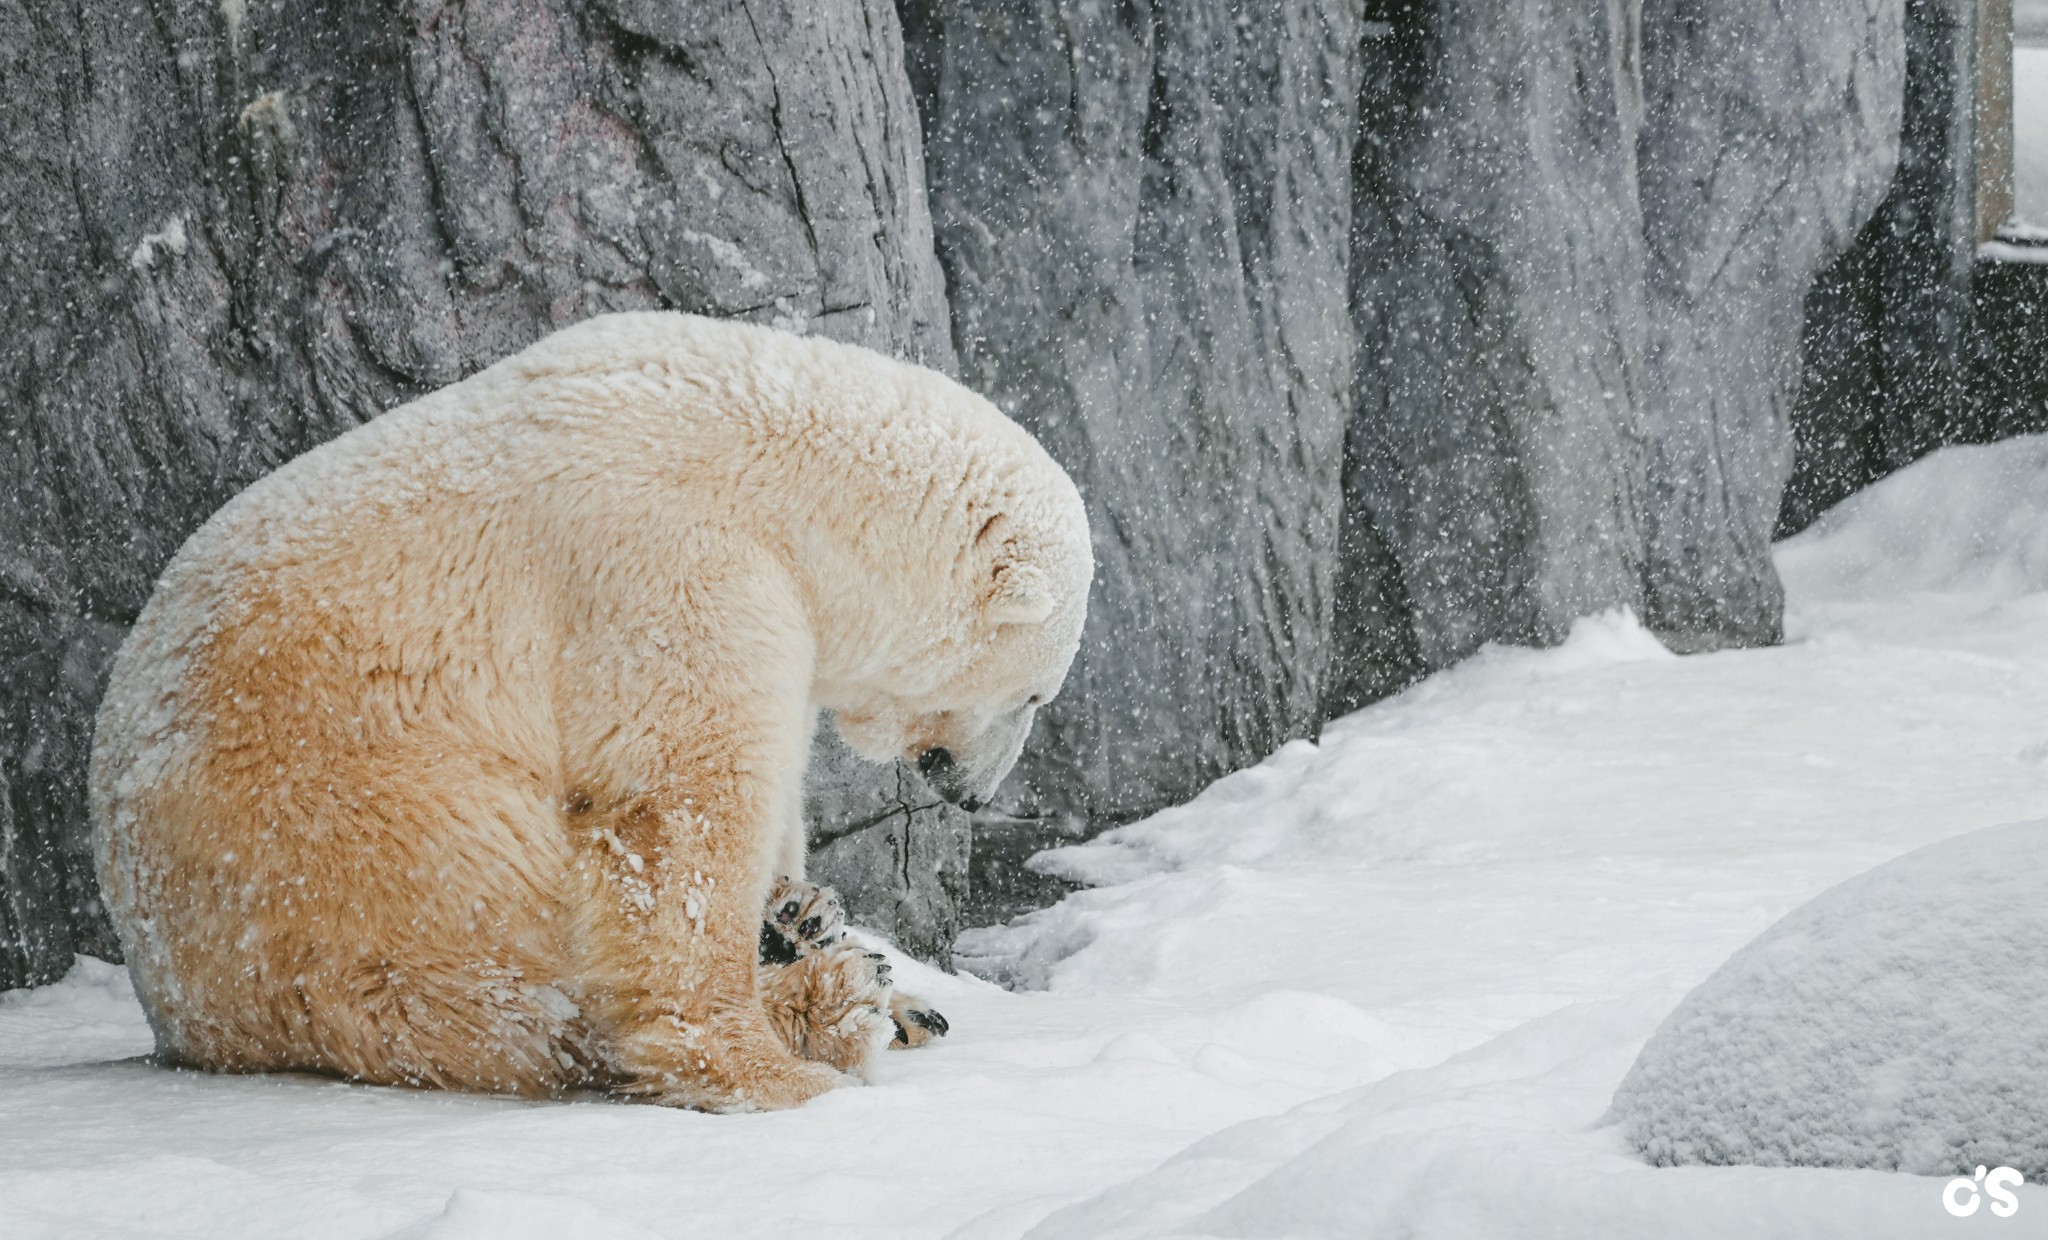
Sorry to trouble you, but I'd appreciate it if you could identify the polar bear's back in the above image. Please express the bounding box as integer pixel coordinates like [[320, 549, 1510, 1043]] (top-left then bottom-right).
[[167, 312, 1063, 578]]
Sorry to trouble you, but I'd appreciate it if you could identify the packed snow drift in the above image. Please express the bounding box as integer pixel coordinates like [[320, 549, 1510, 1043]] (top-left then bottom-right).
[[8, 435, 2048, 1237], [1612, 818, 2048, 1178]]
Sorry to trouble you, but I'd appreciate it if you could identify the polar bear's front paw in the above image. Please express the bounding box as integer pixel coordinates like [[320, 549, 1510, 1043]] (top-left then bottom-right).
[[760, 943, 897, 1077], [759, 876, 847, 965]]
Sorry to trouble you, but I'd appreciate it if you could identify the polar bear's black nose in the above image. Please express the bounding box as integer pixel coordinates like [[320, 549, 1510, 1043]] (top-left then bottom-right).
[[918, 747, 983, 811]]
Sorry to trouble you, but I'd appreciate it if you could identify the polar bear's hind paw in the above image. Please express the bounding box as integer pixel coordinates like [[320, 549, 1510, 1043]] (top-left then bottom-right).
[[890, 992, 949, 1048]]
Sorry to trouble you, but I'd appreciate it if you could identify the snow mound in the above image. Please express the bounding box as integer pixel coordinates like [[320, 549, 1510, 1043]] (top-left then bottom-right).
[[1777, 434, 2048, 607], [955, 608, 1675, 991], [1610, 819, 2048, 1177], [0, 956, 153, 1070]]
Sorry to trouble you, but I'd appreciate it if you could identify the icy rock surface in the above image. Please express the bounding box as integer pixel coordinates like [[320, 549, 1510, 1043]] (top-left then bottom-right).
[[0, 0, 962, 982], [1611, 819, 2048, 1176]]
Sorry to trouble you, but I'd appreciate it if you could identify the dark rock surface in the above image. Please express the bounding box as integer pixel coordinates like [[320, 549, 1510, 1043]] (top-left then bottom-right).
[[0, 0, 962, 987], [804, 732, 969, 965], [1782, 0, 2038, 536], [1348, 2, 1652, 673], [905, 0, 1363, 825], [1966, 251, 2048, 445]]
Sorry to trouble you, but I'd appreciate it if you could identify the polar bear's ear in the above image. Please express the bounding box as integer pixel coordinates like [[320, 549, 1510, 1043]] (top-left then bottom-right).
[[976, 511, 1057, 625], [987, 563, 1056, 626]]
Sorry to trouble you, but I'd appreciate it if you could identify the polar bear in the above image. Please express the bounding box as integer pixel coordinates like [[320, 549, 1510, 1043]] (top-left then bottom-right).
[[89, 312, 1092, 1111]]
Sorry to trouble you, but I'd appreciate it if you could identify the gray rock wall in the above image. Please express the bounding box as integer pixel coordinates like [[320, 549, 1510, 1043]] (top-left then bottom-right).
[[1781, 0, 1994, 535], [0, 0, 964, 988], [904, 0, 1363, 825], [1636, 0, 1904, 646], [0, 0, 1939, 985], [1348, 2, 1652, 672], [1345, 0, 1902, 671]]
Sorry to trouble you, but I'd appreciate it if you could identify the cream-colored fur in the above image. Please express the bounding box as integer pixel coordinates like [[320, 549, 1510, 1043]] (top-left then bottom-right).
[[89, 312, 1091, 1111]]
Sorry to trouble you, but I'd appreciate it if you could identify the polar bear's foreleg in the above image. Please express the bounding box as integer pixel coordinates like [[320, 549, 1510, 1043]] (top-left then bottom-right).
[[558, 564, 849, 1111], [566, 774, 845, 1110]]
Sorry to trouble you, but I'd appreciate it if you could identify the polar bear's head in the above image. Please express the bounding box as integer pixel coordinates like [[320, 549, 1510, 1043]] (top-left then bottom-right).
[[828, 489, 1092, 813]]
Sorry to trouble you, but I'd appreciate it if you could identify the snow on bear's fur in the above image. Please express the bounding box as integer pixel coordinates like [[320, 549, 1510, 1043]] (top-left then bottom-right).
[[88, 313, 1092, 1112]]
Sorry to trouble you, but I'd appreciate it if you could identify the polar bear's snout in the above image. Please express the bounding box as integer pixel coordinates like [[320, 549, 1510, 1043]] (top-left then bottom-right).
[[915, 703, 1037, 812], [916, 747, 977, 810]]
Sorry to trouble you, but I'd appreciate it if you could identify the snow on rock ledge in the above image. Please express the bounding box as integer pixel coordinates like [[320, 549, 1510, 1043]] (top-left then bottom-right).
[[1610, 819, 2048, 1177]]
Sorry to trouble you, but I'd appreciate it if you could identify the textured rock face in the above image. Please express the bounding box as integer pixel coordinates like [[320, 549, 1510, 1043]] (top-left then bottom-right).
[[1635, 0, 1904, 647], [0, 0, 962, 986], [1348, 0, 1904, 668], [904, 0, 1363, 823], [1782, 0, 2003, 536], [1348, 2, 1651, 672], [804, 735, 969, 963]]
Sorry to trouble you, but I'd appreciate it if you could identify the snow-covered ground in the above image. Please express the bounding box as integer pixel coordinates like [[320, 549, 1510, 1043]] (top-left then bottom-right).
[[9, 436, 2048, 1238]]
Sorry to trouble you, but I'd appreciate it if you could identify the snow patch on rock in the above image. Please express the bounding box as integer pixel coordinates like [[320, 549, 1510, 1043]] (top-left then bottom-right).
[[128, 217, 188, 271]]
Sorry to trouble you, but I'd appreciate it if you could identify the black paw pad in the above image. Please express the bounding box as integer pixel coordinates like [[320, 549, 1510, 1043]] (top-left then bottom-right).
[[758, 923, 799, 966]]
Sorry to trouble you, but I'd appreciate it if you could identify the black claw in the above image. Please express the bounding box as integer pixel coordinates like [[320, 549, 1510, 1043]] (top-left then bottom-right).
[[908, 1007, 948, 1036], [891, 1018, 911, 1045]]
